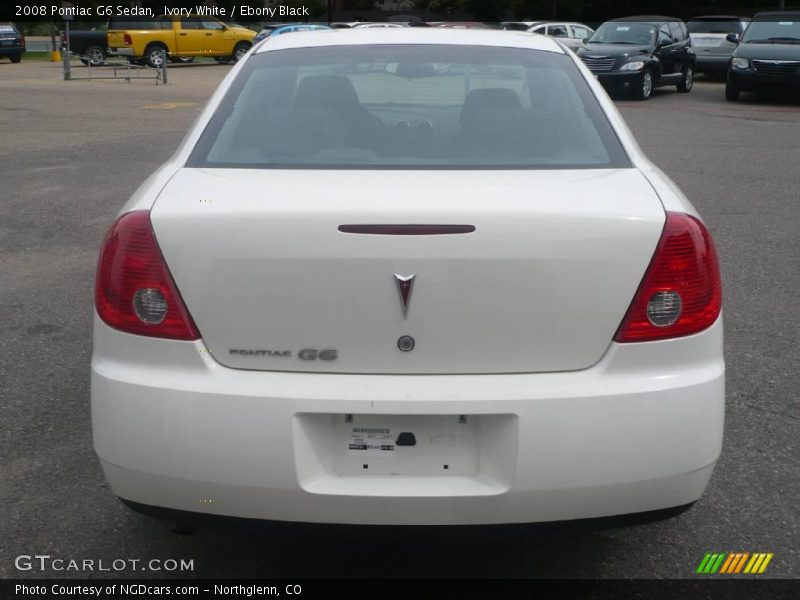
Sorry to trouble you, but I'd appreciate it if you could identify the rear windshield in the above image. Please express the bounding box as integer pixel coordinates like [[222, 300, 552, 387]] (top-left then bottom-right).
[[687, 20, 742, 34], [188, 44, 629, 170]]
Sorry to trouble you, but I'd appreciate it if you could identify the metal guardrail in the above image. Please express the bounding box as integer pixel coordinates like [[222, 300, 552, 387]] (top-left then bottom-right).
[[62, 49, 167, 84]]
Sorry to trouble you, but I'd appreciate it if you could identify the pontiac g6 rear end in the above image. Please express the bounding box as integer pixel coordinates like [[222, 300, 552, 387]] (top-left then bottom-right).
[[92, 29, 724, 525]]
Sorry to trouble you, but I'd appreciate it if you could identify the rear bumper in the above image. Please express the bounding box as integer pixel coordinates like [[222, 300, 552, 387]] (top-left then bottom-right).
[[92, 315, 725, 525], [110, 47, 135, 57], [695, 55, 731, 72]]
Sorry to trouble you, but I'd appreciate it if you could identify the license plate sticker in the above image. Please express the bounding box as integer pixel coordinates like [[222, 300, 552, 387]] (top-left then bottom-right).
[[348, 426, 395, 457]]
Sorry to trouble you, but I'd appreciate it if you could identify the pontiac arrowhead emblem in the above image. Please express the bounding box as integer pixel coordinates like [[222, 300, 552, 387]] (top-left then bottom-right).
[[394, 274, 415, 318]]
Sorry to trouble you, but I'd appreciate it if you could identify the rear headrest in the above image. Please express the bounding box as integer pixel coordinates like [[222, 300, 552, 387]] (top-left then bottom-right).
[[460, 88, 523, 128], [294, 75, 361, 109]]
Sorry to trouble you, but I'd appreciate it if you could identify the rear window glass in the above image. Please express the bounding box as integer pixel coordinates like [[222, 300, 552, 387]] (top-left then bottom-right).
[[188, 44, 629, 170], [687, 20, 741, 34]]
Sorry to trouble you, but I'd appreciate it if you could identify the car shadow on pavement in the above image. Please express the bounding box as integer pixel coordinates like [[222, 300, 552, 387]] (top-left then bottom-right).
[[121, 506, 689, 578]]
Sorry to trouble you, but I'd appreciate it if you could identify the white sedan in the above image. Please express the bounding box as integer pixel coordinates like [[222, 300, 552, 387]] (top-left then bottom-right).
[[92, 28, 724, 526], [527, 21, 595, 50]]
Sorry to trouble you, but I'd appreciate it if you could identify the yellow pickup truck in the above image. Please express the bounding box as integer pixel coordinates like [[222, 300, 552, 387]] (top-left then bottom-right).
[[108, 16, 256, 68]]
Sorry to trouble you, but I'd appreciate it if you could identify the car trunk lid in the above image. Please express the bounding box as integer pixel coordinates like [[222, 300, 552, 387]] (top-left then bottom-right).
[[151, 168, 665, 374]]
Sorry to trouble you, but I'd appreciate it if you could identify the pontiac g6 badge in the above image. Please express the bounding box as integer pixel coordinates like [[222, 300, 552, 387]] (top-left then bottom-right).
[[394, 273, 415, 318]]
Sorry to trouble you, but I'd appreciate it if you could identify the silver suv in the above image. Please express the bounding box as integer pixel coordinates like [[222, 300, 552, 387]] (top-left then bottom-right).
[[688, 15, 750, 78]]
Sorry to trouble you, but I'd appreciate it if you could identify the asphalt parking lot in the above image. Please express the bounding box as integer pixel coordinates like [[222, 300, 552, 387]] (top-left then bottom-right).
[[1, 59, 798, 580]]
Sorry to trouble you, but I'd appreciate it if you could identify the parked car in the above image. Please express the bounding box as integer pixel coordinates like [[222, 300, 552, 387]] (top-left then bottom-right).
[[526, 21, 595, 51], [107, 15, 256, 68], [725, 11, 800, 100], [253, 23, 330, 44], [688, 15, 750, 78], [501, 21, 539, 31], [92, 29, 723, 527], [353, 23, 407, 28], [60, 18, 198, 66], [0, 22, 25, 63], [60, 25, 108, 66], [578, 16, 695, 100], [434, 22, 491, 29]]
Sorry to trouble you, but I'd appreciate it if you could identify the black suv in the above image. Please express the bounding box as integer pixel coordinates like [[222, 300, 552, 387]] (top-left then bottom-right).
[[0, 22, 25, 63], [725, 11, 800, 101], [577, 16, 696, 100]]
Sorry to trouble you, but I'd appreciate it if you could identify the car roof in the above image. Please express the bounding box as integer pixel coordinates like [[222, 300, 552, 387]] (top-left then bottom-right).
[[690, 16, 748, 21], [253, 27, 565, 54], [610, 15, 683, 23]]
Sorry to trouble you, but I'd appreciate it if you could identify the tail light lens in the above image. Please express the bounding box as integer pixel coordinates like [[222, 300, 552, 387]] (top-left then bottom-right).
[[123, 33, 133, 45], [95, 211, 199, 340], [614, 212, 721, 342], [20, 34, 26, 49]]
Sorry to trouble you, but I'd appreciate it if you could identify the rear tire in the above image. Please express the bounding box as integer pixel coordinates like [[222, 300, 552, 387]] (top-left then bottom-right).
[[144, 44, 168, 69], [83, 45, 106, 66], [677, 64, 694, 93], [725, 75, 740, 101], [10, 55, 21, 64], [632, 69, 653, 101]]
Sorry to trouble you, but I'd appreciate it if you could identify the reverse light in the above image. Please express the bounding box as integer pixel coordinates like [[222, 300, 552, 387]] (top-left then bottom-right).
[[95, 211, 199, 340], [132, 288, 168, 324], [124, 33, 133, 45], [615, 212, 721, 342]]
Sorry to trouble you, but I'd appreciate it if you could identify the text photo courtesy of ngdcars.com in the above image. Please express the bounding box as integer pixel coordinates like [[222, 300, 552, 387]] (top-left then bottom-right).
[[0, 0, 798, 596]]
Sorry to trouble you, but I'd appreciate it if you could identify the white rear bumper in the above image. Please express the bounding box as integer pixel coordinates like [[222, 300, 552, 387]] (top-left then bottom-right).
[[92, 315, 724, 525]]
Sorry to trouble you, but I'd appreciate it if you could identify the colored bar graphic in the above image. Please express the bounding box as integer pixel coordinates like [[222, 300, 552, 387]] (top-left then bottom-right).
[[700, 552, 774, 574], [728, 552, 742, 573], [710, 553, 726, 573], [696, 553, 713, 574], [734, 552, 749, 573], [719, 554, 736, 573], [758, 553, 773, 574], [744, 554, 759, 574], [722, 553, 739, 573]]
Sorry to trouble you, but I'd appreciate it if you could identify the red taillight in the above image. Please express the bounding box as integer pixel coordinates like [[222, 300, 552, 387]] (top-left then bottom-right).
[[20, 34, 26, 49], [95, 211, 199, 340], [123, 33, 133, 45], [614, 212, 721, 343]]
